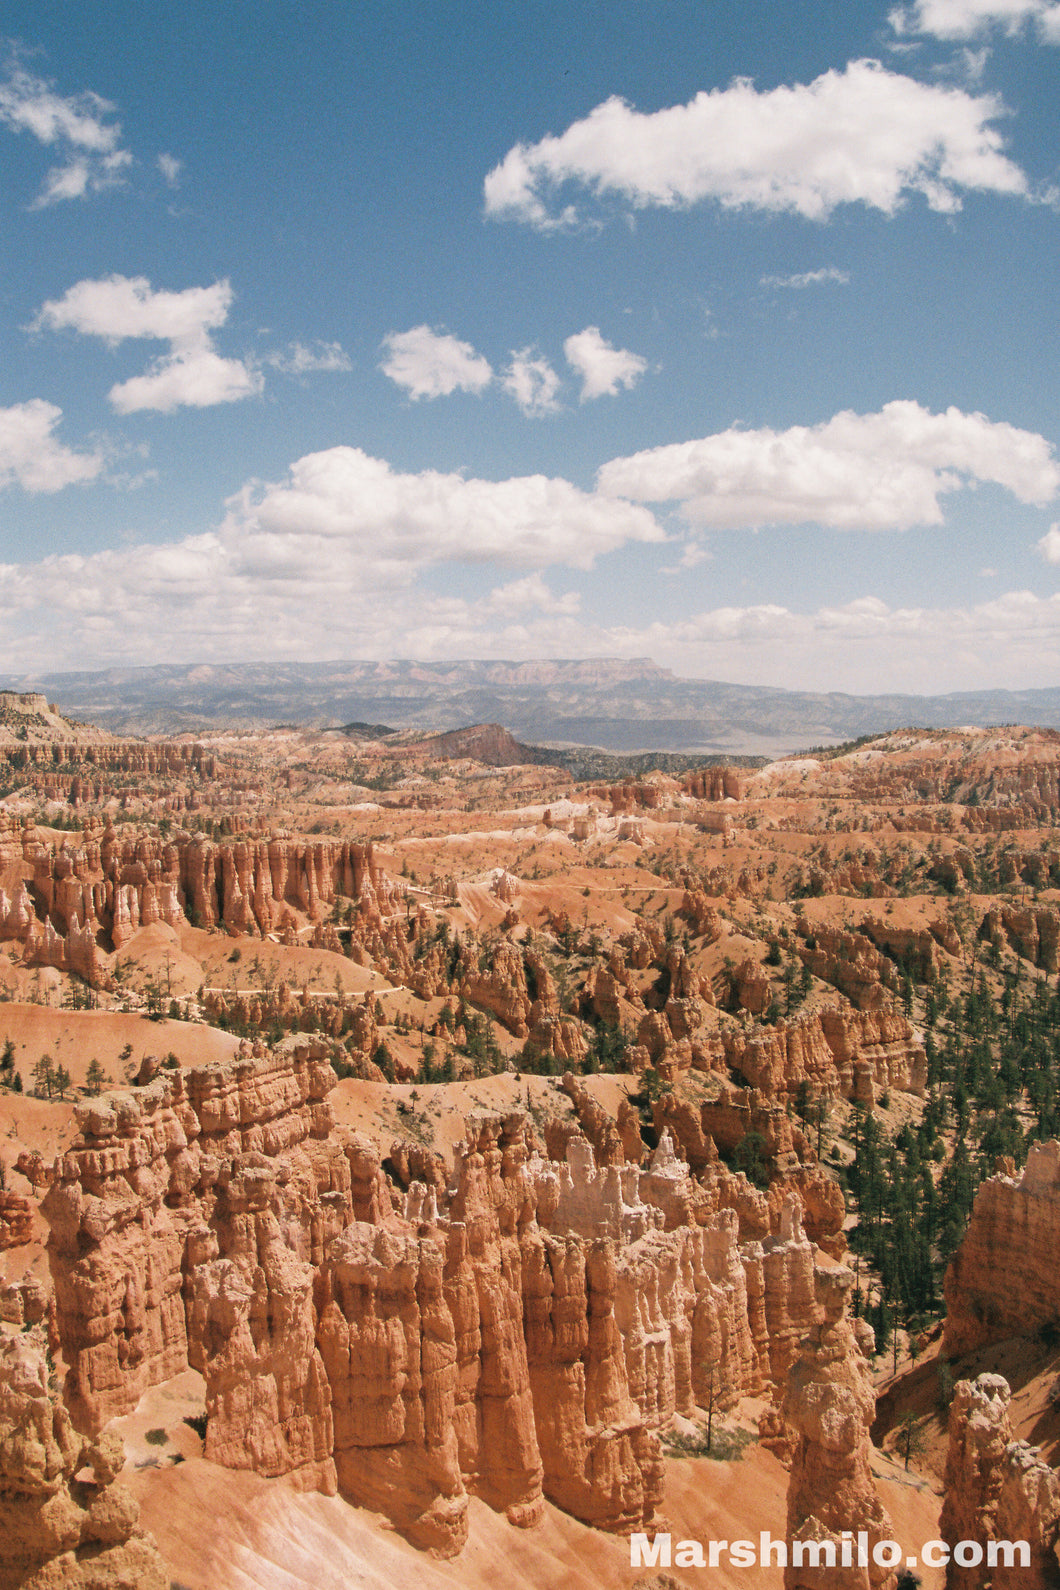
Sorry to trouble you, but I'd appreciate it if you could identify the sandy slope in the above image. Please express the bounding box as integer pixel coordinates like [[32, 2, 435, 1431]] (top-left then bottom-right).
[[120, 1374, 944, 1590]]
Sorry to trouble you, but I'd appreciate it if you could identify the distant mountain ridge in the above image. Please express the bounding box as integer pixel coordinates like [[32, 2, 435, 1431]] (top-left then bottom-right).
[[4, 658, 1060, 758]]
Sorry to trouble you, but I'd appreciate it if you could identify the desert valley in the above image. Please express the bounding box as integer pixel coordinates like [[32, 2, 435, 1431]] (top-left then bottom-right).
[[1, 689, 1060, 1587]]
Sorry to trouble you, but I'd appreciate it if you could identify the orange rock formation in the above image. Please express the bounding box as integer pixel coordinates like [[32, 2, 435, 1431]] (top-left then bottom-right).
[[0, 1329, 167, 1590]]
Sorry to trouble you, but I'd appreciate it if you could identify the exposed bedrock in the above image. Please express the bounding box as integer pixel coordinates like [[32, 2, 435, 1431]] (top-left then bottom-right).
[[37, 1044, 847, 1555]]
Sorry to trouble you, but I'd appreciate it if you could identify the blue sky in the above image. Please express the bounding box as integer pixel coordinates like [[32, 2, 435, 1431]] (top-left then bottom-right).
[[3, 0, 1060, 693]]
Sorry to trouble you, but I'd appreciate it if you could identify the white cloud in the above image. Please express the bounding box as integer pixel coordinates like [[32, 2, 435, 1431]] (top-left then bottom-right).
[[0, 60, 133, 205], [477, 573, 580, 617], [760, 266, 851, 289], [604, 590, 1060, 693], [33, 275, 233, 348], [380, 325, 493, 400], [597, 401, 1060, 530], [503, 349, 562, 415], [157, 153, 182, 187], [563, 326, 648, 401], [109, 349, 262, 414], [224, 446, 663, 572], [32, 275, 261, 414], [0, 447, 660, 668], [0, 400, 104, 493], [266, 341, 352, 375], [890, 1, 1060, 41], [484, 60, 1029, 227], [1037, 523, 1060, 562]]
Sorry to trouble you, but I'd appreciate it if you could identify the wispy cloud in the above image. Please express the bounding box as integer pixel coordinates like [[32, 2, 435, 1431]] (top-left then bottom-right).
[[503, 349, 562, 415], [267, 340, 352, 376], [0, 56, 132, 206], [484, 60, 1029, 228], [157, 152, 182, 187], [890, 1, 1060, 42], [662, 541, 713, 574], [760, 266, 851, 289]]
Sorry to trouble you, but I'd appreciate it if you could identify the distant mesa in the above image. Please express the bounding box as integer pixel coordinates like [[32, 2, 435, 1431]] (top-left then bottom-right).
[[4, 657, 1060, 756], [0, 691, 50, 715]]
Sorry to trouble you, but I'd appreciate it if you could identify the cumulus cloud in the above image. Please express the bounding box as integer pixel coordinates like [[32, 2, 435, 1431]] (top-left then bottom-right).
[[31, 275, 262, 413], [890, 0, 1060, 40], [266, 341, 352, 376], [380, 325, 493, 400], [597, 401, 1060, 530], [224, 446, 663, 573], [1037, 523, 1060, 562], [0, 446, 660, 667], [33, 275, 232, 347], [564, 327, 648, 401], [503, 349, 562, 415], [0, 400, 104, 493], [109, 350, 262, 415], [0, 59, 132, 205], [760, 266, 851, 289], [484, 60, 1029, 227]]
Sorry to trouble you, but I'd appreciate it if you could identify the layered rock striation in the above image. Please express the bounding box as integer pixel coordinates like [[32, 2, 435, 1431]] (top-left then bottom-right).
[[0, 818, 395, 985], [39, 1048, 831, 1555]]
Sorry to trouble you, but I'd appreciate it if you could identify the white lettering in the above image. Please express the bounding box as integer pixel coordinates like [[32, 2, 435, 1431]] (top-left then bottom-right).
[[676, 1540, 705, 1568], [988, 1540, 1029, 1568], [705, 1540, 726, 1567], [630, 1533, 670, 1568], [759, 1531, 787, 1567], [792, 1540, 836, 1568], [873, 1540, 902, 1569], [730, 1540, 756, 1567], [954, 1541, 983, 1568], [922, 1540, 949, 1567]]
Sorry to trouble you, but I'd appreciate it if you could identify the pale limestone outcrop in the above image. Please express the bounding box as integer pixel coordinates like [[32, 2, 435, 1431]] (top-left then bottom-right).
[[940, 1374, 1060, 1590], [0, 1330, 167, 1590]]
